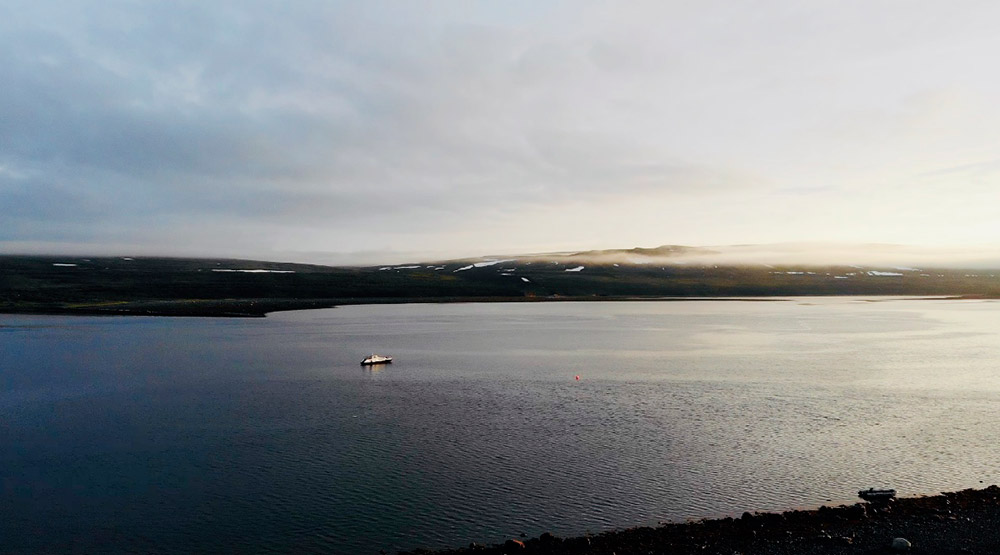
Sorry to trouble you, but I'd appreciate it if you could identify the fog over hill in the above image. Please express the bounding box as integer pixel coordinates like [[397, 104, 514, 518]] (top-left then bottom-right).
[[433, 243, 1000, 270]]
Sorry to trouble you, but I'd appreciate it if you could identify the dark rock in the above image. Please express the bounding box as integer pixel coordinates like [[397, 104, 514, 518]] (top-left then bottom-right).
[[843, 503, 868, 520], [400, 486, 1000, 555], [757, 512, 785, 527], [813, 533, 852, 546], [563, 537, 590, 550], [502, 539, 525, 551]]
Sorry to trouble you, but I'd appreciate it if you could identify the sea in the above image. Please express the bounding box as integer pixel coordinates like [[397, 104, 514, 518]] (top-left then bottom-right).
[[3, 298, 1000, 553]]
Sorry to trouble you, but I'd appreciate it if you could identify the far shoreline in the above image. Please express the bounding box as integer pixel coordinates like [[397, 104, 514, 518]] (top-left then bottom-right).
[[0, 294, 973, 319]]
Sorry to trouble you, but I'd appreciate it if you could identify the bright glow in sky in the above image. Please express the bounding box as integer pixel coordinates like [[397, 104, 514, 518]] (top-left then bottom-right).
[[3, 1, 1000, 264]]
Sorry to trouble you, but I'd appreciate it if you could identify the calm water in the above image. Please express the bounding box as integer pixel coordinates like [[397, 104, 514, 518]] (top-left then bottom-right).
[[3, 298, 1000, 553]]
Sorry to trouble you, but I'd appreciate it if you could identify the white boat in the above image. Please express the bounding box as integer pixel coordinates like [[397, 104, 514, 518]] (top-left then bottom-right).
[[361, 353, 393, 366]]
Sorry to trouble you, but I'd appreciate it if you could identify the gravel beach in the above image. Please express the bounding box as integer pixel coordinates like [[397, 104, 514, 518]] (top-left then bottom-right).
[[400, 486, 1000, 555]]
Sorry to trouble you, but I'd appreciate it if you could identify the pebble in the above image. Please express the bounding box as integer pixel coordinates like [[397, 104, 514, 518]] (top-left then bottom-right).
[[891, 537, 912, 551]]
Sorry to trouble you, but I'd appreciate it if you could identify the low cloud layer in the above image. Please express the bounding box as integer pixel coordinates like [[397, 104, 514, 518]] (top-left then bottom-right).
[[4, 1, 1000, 263]]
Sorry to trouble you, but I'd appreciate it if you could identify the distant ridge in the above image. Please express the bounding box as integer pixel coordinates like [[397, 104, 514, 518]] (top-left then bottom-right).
[[565, 244, 719, 259], [3, 246, 1000, 317], [430, 243, 1000, 270], [435, 245, 719, 267], [572, 245, 717, 257]]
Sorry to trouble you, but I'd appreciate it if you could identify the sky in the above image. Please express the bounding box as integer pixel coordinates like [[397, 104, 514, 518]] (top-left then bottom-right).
[[3, 1, 1000, 265]]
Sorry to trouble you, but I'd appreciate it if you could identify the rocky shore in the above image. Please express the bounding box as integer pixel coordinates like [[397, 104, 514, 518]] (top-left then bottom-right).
[[401, 486, 1000, 554]]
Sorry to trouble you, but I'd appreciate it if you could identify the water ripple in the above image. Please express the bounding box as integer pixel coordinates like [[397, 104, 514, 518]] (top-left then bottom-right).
[[5, 301, 1000, 553]]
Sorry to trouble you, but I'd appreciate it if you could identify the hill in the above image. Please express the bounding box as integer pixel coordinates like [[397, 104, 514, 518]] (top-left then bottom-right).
[[3, 246, 1000, 316]]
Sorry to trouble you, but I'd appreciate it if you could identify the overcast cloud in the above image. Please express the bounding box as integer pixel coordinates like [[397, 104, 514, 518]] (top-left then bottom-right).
[[3, 1, 1000, 264]]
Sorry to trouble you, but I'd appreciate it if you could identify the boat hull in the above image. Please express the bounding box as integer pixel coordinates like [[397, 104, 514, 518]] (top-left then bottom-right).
[[360, 356, 392, 366]]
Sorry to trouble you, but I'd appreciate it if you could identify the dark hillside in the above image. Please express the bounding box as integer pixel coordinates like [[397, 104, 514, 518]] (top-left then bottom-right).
[[3, 254, 1000, 316]]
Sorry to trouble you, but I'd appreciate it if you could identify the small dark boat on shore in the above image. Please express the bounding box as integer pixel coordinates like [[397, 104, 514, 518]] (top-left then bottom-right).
[[858, 488, 896, 502]]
